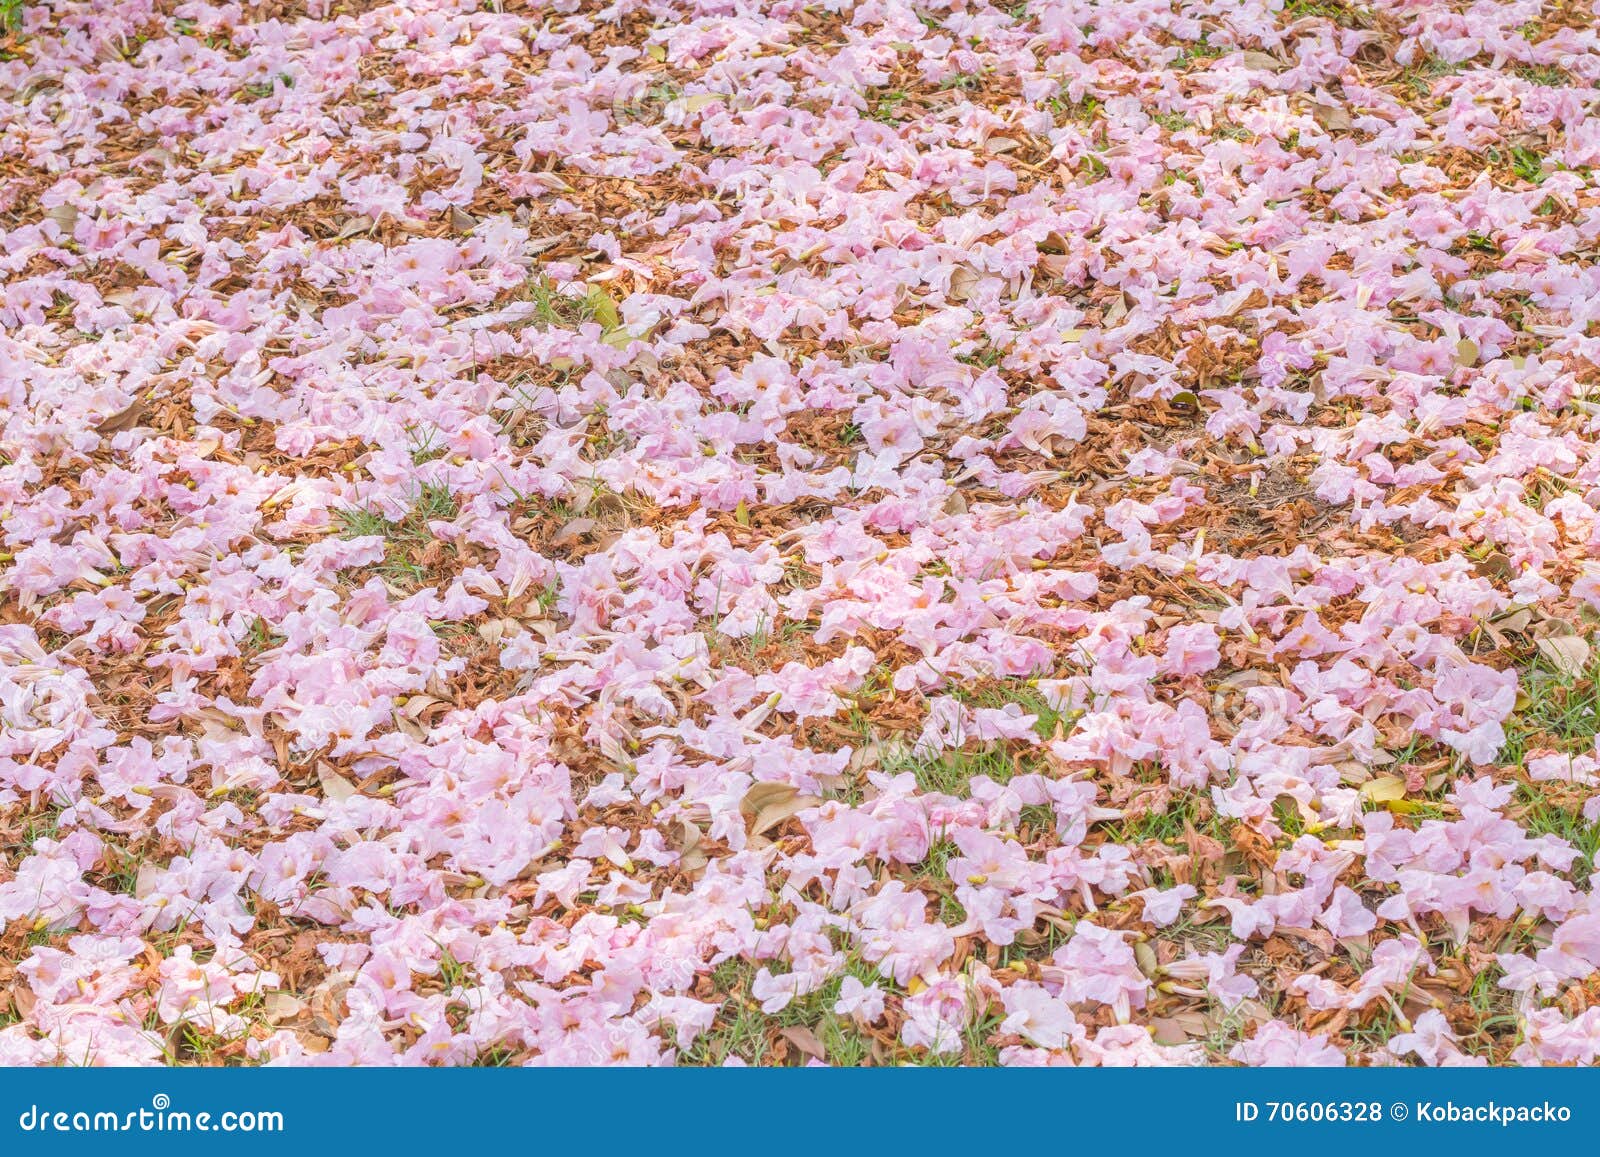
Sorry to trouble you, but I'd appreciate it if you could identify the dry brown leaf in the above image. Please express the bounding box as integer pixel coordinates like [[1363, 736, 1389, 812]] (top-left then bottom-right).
[[45, 204, 78, 233], [1537, 635, 1590, 679], [134, 862, 163, 900], [264, 992, 306, 1025], [96, 401, 146, 435], [779, 1025, 826, 1061], [1474, 551, 1515, 581], [740, 781, 821, 838], [672, 819, 708, 874], [752, 794, 821, 838], [947, 265, 980, 302], [402, 694, 443, 719], [334, 215, 373, 240], [740, 781, 798, 820], [1238, 50, 1284, 72], [1150, 1016, 1196, 1045], [1134, 941, 1160, 978], [1311, 102, 1352, 131], [317, 762, 359, 803], [308, 972, 355, 1038], [551, 517, 598, 548]]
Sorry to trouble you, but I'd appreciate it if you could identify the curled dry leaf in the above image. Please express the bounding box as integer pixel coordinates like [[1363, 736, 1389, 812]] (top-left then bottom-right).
[[551, 517, 598, 548], [45, 204, 78, 232], [95, 400, 146, 435], [307, 972, 355, 1039], [1237, 50, 1284, 72], [134, 862, 163, 900], [779, 1025, 826, 1062], [739, 781, 822, 839], [317, 762, 359, 803], [672, 818, 709, 874], [1311, 101, 1352, 131], [263, 992, 306, 1026], [1536, 634, 1591, 679], [10, 983, 36, 1021]]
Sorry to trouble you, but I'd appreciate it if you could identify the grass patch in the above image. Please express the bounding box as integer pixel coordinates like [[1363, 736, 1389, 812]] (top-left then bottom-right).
[[1516, 63, 1570, 87], [947, 679, 1071, 742], [909, 837, 967, 925], [1172, 37, 1226, 67], [1017, 803, 1055, 841], [1517, 782, 1600, 886], [241, 616, 285, 656], [1496, 654, 1600, 882], [1399, 55, 1459, 98], [708, 612, 810, 670], [407, 426, 447, 465], [1101, 793, 1208, 846], [1484, 143, 1546, 184], [1500, 654, 1600, 763], [680, 957, 888, 1067], [1283, 0, 1354, 17], [513, 277, 603, 330], [615, 81, 683, 122], [884, 743, 1019, 797], [241, 73, 293, 100], [1046, 92, 1101, 125], [1456, 938, 1531, 1059], [866, 88, 908, 124], [334, 482, 460, 590], [470, 1045, 520, 1066]]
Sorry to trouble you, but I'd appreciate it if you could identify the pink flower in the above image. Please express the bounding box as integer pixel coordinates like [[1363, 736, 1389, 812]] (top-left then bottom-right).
[[1161, 624, 1222, 676], [999, 982, 1081, 1050], [1386, 1010, 1485, 1067], [1318, 886, 1378, 940], [1130, 884, 1196, 928], [1043, 923, 1150, 1024], [833, 976, 886, 1025], [899, 978, 975, 1056], [1230, 1022, 1347, 1067], [1165, 945, 1258, 1010]]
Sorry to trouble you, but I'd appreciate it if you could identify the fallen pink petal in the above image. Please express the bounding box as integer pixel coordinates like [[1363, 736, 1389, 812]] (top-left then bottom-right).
[[0, 0, 1598, 1070]]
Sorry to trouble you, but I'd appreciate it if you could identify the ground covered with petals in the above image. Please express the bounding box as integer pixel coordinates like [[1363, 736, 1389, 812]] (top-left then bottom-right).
[[6, 0, 1600, 1067]]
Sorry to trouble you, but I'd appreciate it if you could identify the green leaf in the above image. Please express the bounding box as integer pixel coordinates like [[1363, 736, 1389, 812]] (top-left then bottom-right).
[[585, 287, 621, 330]]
